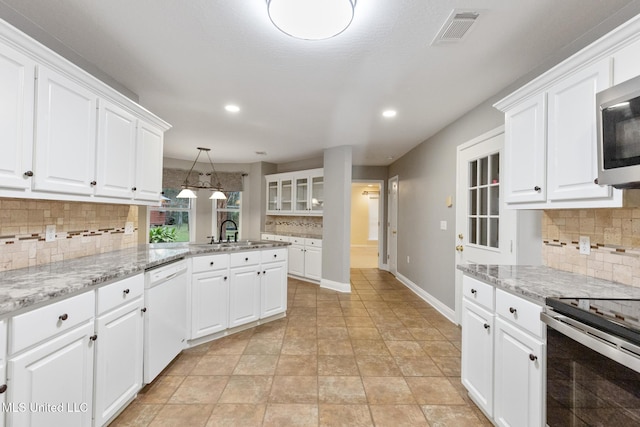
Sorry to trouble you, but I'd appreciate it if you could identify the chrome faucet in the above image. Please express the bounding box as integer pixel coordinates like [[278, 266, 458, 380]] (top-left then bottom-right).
[[219, 219, 238, 243]]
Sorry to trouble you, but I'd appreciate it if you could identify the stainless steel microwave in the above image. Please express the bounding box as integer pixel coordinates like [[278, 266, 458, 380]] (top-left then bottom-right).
[[597, 74, 640, 189]]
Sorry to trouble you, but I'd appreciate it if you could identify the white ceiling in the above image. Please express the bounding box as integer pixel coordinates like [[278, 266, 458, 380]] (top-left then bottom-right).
[[1, 0, 638, 165]]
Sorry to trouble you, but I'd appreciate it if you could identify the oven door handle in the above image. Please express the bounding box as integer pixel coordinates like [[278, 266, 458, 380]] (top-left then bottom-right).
[[541, 311, 640, 373]]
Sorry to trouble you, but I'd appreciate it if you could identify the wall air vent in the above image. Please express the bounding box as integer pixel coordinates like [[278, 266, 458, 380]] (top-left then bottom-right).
[[431, 10, 480, 45]]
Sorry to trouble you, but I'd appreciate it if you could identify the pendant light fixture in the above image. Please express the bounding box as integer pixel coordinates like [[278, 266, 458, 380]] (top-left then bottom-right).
[[176, 147, 227, 200], [266, 0, 356, 40]]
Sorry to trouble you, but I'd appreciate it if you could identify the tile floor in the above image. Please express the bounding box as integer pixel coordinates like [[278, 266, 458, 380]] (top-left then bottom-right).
[[111, 269, 491, 426]]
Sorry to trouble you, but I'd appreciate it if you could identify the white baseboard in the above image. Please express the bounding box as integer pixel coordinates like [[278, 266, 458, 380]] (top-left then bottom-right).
[[380, 263, 389, 272], [395, 272, 456, 324], [321, 278, 351, 293]]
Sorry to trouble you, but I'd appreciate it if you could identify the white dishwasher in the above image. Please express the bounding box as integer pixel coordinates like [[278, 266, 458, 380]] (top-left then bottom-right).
[[144, 259, 188, 383]]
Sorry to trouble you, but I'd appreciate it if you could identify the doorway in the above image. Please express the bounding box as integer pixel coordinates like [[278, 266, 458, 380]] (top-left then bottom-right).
[[350, 181, 384, 269]]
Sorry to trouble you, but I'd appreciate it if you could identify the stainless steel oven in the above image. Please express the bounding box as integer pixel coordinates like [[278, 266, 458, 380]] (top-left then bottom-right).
[[541, 298, 640, 426]]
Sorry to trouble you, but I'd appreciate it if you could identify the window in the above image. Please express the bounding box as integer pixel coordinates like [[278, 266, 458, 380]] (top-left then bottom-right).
[[213, 191, 241, 242], [468, 153, 500, 248], [149, 188, 192, 243]]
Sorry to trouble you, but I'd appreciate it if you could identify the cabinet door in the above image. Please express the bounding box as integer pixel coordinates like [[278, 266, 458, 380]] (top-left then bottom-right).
[[613, 38, 640, 85], [191, 270, 229, 339], [280, 177, 293, 213], [0, 320, 6, 427], [310, 175, 324, 213], [266, 177, 279, 213], [461, 299, 493, 417], [95, 99, 137, 199], [547, 60, 611, 201], [288, 245, 305, 276], [228, 266, 261, 328], [134, 121, 163, 201], [34, 66, 98, 195], [94, 298, 143, 427], [261, 261, 287, 318], [8, 322, 94, 427], [304, 246, 322, 281], [0, 43, 35, 190], [494, 318, 544, 427], [504, 94, 546, 203], [294, 176, 309, 213]]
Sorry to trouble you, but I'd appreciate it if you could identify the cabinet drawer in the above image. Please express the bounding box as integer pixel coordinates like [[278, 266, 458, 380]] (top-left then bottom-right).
[[192, 254, 229, 273], [304, 238, 322, 247], [289, 237, 304, 245], [274, 235, 290, 242], [11, 291, 95, 354], [462, 275, 494, 311], [262, 248, 287, 264], [97, 274, 144, 314], [495, 289, 544, 338], [230, 251, 261, 268]]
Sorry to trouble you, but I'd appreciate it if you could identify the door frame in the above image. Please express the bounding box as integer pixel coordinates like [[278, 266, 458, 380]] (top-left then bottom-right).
[[351, 179, 386, 269], [455, 125, 505, 324], [387, 175, 399, 276]]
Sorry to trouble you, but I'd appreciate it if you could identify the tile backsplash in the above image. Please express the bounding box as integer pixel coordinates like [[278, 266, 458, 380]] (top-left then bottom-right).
[[0, 198, 138, 271], [542, 208, 640, 286], [264, 215, 323, 237]]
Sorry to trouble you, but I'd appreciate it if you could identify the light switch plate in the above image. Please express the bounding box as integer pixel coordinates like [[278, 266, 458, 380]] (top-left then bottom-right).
[[124, 222, 134, 235], [579, 236, 590, 255], [440, 221, 447, 230], [45, 225, 56, 242]]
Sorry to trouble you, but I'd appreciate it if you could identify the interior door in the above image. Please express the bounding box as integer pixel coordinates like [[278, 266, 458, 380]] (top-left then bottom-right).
[[387, 176, 398, 275], [455, 128, 517, 323]]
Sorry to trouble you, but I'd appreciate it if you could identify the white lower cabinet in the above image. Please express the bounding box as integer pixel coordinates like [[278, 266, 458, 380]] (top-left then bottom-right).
[[93, 275, 144, 427], [494, 318, 544, 427], [190, 254, 230, 339], [229, 265, 261, 328], [0, 320, 6, 427], [286, 237, 322, 282], [288, 243, 305, 277], [460, 275, 545, 427], [303, 245, 322, 281], [8, 321, 95, 427], [260, 250, 287, 318]]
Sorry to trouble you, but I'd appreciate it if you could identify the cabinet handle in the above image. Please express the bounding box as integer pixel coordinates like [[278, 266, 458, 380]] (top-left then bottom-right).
[[0, 384, 6, 394], [141, 307, 147, 313], [257, 271, 261, 275], [529, 354, 538, 362], [131, 187, 137, 191], [245, 257, 249, 261], [23, 171, 33, 177], [263, 271, 266, 274], [224, 276, 228, 280], [274, 254, 277, 258], [483, 323, 490, 330], [123, 288, 130, 294], [509, 307, 517, 314], [210, 261, 215, 266], [594, 178, 599, 185], [89, 334, 98, 341], [534, 186, 541, 192], [58, 313, 68, 321], [470, 289, 477, 295], [90, 181, 97, 186]]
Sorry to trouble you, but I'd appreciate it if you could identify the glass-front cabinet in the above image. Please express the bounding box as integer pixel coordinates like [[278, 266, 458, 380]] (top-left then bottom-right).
[[265, 168, 323, 216]]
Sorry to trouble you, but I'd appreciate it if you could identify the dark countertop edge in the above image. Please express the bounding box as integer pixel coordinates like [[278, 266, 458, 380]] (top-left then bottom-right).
[[0, 241, 291, 317]]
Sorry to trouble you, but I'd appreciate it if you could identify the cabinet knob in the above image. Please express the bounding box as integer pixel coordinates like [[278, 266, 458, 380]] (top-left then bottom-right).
[[483, 323, 490, 330], [210, 261, 215, 266], [470, 289, 477, 295], [90, 181, 97, 186], [89, 334, 98, 341], [23, 171, 33, 177], [534, 186, 541, 192], [132, 187, 137, 191], [141, 307, 147, 313], [594, 178, 599, 185], [123, 288, 130, 295], [224, 276, 228, 280], [509, 307, 517, 314], [245, 257, 249, 261], [263, 271, 266, 274], [274, 254, 277, 258], [0, 384, 6, 394], [58, 313, 68, 321], [257, 271, 261, 275], [529, 354, 538, 362]]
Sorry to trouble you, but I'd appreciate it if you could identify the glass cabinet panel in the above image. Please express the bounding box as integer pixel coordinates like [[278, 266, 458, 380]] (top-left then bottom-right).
[[281, 178, 292, 212], [295, 177, 309, 211], [311, 176, 323, 212], [267, 180, 278, 211]]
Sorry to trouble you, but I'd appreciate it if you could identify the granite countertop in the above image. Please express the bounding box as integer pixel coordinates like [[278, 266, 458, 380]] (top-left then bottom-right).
[[458, 264, 640, 304], [0, 240, 290, 317], [261, 232, 322, 239]]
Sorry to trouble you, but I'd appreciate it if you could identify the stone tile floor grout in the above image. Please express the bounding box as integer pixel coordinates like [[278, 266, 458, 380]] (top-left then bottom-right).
[[111, 269, 491, 427]]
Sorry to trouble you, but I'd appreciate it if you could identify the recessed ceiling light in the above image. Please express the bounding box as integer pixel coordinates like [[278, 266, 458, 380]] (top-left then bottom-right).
[[388, 156, 394, 160], [255, 151, 267, 155], [225, 105, 240, 113], [382, 110, 397, 118]]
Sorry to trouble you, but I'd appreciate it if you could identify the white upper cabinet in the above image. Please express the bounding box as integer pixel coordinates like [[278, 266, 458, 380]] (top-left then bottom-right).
[[504, 94, 546, 203], [547, 60, 611, 202], [613, 38, 640, 85], [33, 65, 98, 195], [134, 121, 164, 201], [266, 174, 293, 214], [96, 99, 137, 198], [0, 42, 35, 190], [266, 168, 323, 216]]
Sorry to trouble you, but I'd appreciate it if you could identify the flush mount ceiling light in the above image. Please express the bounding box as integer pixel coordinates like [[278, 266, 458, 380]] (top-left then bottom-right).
[[382, 109, 397, 118], [225, 104, 240, 113], [266, 0, 356, 40], [176, 147, 227, 200]]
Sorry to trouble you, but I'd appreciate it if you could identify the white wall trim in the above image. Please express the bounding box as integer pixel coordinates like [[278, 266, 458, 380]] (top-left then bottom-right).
[[321, 278, 351, 293], [380, 263, 389, 272], [395, 272, 456, 324]]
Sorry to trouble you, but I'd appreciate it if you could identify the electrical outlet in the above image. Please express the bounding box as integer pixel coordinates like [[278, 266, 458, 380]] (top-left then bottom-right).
[[124, 222, 134, 235], [579, 236, 591, 255], [440, 221, 447, 230], [407, 256, 410, 264], [45, 225, 56, 242]]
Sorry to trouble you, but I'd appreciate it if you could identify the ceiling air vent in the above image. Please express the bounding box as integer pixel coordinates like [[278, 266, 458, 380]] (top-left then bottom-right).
[[431, 10, 479, 45]]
